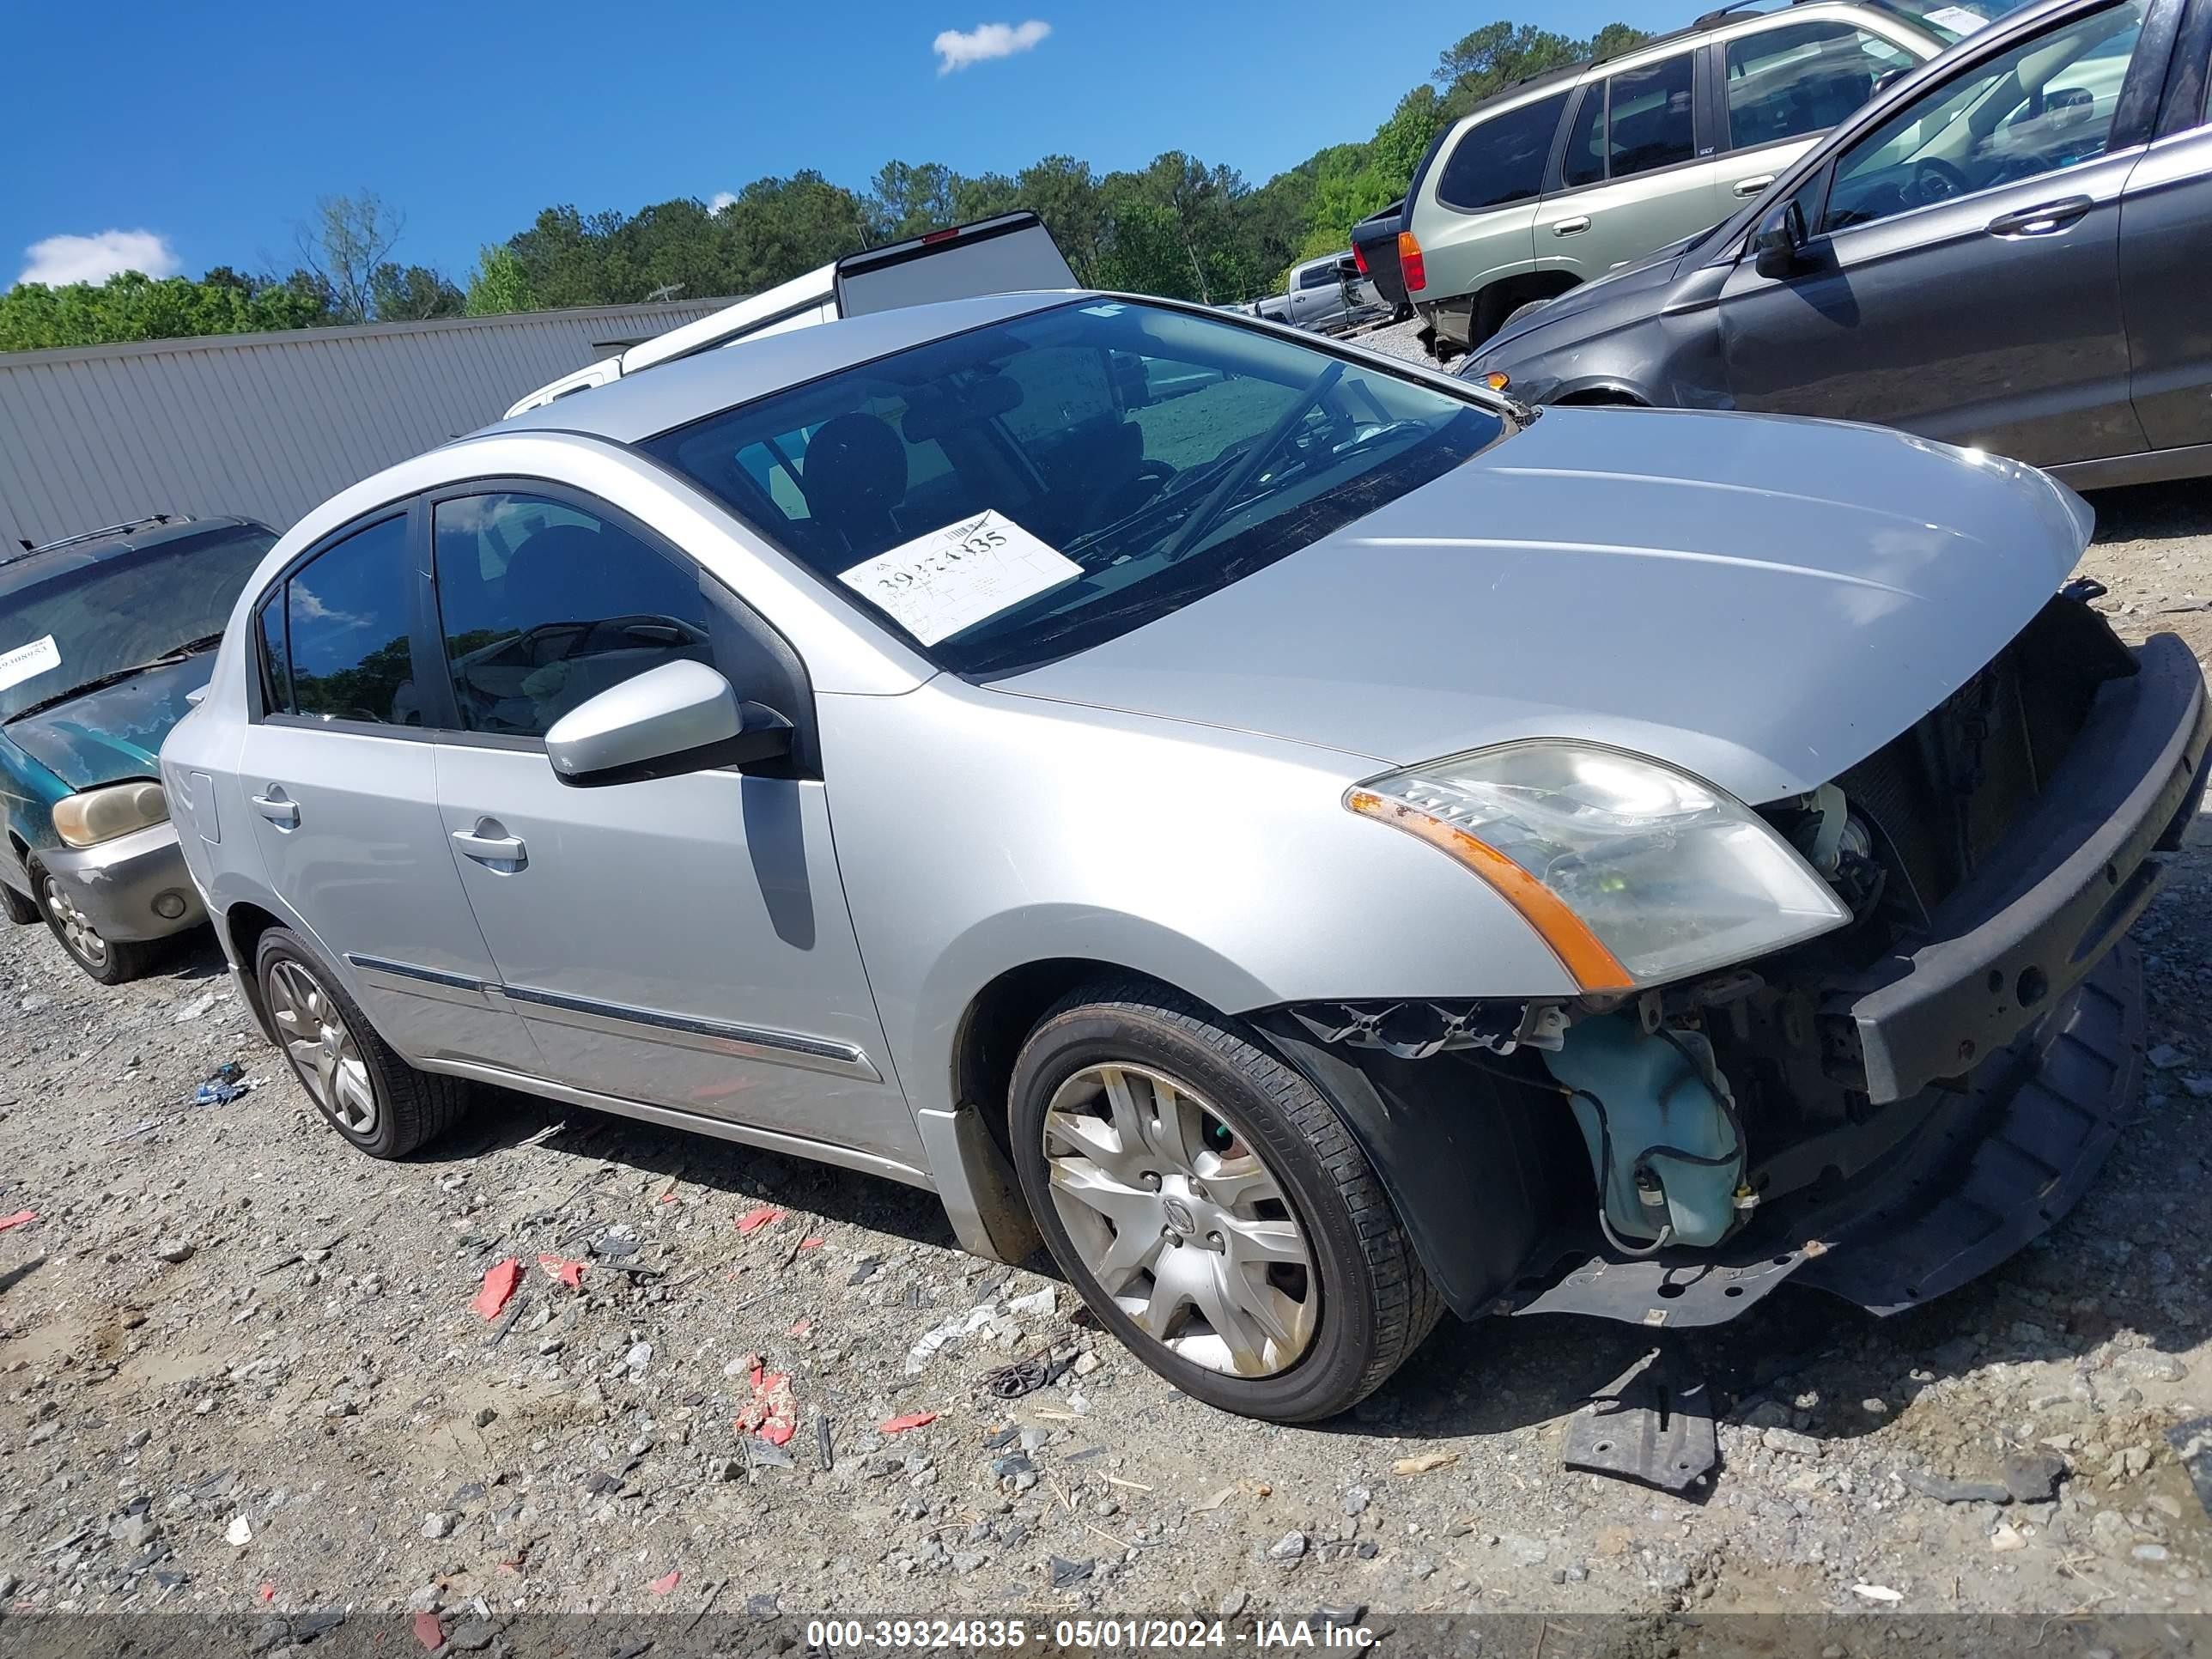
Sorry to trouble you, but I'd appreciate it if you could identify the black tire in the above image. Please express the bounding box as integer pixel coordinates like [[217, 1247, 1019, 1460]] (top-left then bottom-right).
[[1007, 977, 1443, 1423], [3, 878, 41, 926], [29, 860, 159, 984], [254, 927, 467, 1158]]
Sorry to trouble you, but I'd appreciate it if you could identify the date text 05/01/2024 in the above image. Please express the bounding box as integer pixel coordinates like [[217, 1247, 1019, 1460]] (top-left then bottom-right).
[[804, 1618, 1379, 1650]]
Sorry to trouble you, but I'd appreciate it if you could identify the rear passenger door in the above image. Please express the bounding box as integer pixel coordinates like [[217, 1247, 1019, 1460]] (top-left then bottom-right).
[[1534, 49, 1729, 282], [419, 484, 922, 1168], [1713, 16, 1925, 203], [240, 508, 541, 1073]]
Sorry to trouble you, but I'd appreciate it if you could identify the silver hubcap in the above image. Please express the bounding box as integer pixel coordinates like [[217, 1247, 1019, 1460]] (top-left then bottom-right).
[[266, 959, 377, 1135], [1042, 1063, 1316, 1377], [42, 877, 106, 968]]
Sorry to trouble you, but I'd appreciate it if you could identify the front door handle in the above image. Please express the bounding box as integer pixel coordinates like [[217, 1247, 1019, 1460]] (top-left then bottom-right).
[[452, 823, 527, 869], [250, 790, 300, 829], [1986, 196, 2094, 238], [1732, 173, 1776, 198], [1553, 216, 1592, 236]]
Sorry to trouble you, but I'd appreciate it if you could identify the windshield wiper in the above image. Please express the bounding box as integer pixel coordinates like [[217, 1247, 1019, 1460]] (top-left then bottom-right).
[[3, 633, 224, 723], [1158, 359, 1345, 567]]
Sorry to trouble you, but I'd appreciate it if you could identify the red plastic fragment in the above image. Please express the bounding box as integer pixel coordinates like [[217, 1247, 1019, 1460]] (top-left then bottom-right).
[[880, 1411, 938, 1434], [735, 1354, 798, 1445], [787, 1316, 813, 1337], [471, 1258, 522, 1320], [736, 1206, 784, 1235], [536, 1254, 585, 1290], [258, 1583, 276, 1604], [0, 1211, 34, 1234], [413, 1610, 446, 1650], [650, 1569, 682, 1594], [799, 1236, 826, 1249]]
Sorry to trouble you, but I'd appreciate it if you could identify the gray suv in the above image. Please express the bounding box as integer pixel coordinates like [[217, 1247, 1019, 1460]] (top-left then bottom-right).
[[1468, 0, 2212, 487], [161, 290, 2205, 1423], [1404, 0, 1972, 351]]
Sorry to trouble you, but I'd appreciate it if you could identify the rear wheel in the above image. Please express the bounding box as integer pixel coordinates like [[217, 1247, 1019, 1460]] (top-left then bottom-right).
[[1007, 979, 1442, 1422], [254, 927, 466, 1158], [33, 863, 156, 984], [3, 879, 40, 926]]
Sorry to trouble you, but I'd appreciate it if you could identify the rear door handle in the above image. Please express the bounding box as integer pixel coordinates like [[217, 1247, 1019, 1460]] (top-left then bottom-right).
[[1553, 216, 1592, 236], [250, 790, 300, 829], [1732, 173, 1776, 198], [452, 824, 527, 868], [1986, 196, 2094, 237]]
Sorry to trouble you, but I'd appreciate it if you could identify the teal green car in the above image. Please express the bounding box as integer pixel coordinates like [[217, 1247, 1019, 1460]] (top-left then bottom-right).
[[0, 515, 276, 981]]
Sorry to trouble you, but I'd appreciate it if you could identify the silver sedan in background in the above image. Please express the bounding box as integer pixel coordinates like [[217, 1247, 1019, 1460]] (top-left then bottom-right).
[[161, 290, 2206, 1422]]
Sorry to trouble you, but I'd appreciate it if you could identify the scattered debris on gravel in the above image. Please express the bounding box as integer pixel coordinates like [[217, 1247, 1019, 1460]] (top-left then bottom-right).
[[0, 488, 2207, 1624]]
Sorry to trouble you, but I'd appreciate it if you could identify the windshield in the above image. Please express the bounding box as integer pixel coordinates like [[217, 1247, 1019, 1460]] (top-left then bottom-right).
[[644, 300, 1510, 678], [1872, 0, 2027, 44], [0, 525, 274, 722]]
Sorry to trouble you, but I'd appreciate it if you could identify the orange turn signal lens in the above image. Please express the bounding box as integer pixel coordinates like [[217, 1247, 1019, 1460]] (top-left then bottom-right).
[[1482, 371, 1511, 392], [1345, 789, 1633, 993]]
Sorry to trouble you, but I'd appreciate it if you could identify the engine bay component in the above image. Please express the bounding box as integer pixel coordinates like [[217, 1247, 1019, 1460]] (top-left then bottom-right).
[[1285, 998, 1561, 1058], [1542, 1012, 1746, 1250]]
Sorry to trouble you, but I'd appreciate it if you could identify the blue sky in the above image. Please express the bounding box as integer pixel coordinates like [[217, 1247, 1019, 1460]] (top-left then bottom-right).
[[9, 0, 1688, 290]]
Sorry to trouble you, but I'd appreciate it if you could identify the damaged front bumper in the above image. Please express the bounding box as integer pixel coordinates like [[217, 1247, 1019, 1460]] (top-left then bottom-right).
[[1267, 629, 2206, 1329]]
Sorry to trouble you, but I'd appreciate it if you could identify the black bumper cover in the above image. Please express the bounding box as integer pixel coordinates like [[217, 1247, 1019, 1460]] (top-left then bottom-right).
[[1836, 631, 2208, 1105]]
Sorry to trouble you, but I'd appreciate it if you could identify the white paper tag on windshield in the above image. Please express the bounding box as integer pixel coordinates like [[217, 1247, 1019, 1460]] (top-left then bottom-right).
[[839, 511, 1081, 647], [1923, 4, 1990, 30], [0, 635, 60, 695]]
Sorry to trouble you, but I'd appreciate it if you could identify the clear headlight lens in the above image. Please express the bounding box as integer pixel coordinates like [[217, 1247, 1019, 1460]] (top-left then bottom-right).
[[1346, 741, 1850, 992], [52, 781, 169, 849]]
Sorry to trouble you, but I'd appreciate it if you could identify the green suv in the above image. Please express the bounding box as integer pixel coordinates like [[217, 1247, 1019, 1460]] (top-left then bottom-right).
[[1402, 0, 1984, 353]]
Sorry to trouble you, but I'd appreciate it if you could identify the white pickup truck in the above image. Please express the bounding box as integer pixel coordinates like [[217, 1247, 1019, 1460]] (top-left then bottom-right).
[[505, 212, 1078, 418]]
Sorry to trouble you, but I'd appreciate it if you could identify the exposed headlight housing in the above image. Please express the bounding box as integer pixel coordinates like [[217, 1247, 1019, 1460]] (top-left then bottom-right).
[[52, 781, 169, 849], [1346, 741, 1850, 992]]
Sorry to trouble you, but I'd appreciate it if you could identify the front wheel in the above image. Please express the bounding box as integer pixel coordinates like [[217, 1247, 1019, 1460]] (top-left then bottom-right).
[[33, 863, 157, 983], [1007, 980, 1443, 1423]]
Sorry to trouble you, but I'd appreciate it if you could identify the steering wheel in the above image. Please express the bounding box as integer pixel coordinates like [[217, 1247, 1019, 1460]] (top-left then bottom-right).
[[1910, 157, 1972, 207]]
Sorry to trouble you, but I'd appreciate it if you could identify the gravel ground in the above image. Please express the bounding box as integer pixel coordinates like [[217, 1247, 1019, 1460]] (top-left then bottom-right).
[[0, 485, 2209, 1636]]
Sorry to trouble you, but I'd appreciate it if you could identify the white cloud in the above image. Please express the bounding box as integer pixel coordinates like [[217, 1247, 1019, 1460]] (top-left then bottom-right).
[[933, 19, 1050, 73], [17, 228, 180, 288], [708, 191, 738, 214]]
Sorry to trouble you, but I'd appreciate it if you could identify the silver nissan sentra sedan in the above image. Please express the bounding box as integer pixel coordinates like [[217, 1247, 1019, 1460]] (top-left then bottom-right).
[[161, 290, 2208, 1422]]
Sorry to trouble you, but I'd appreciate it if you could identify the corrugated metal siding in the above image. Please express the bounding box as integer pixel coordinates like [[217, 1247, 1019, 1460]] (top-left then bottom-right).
[[0, 301, 732, 551]]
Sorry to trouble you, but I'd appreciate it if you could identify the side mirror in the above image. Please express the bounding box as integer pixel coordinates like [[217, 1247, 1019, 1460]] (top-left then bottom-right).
[[544, 659, 792, 788], [1753, 198, 1808, 280]]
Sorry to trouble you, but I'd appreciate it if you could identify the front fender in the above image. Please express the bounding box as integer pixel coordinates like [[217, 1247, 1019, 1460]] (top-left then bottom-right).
[[821, 682, 1578, 1125]]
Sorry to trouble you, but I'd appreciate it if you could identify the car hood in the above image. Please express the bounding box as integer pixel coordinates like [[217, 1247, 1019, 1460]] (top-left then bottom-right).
[[993, 407, 2090, 805], [3, 653, 216, 791]]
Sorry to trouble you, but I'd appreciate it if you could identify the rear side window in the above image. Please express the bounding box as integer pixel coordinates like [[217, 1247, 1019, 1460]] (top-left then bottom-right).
[[429, 492, 713, 739], [1297, 263, 1339, 289], [269, 515, 418, 726], [1562, 84, 1607, 187], [1436, 91, 1571, 211], [1726, 21, 1917, 149], [1607, 53, 1698, 177]]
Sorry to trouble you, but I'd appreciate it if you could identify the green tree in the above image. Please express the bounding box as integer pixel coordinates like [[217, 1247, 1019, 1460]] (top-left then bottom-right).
[[369, 264, 465, 321], [464, 245, 534, 316]]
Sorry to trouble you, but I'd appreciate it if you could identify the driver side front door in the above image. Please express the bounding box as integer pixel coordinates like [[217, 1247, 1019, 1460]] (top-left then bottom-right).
[[1713, 0, 2164, 467]]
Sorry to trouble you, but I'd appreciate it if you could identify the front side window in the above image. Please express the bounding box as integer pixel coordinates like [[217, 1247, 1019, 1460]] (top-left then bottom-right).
[[644, 300, 1510, 678], [276, 515, 417, 726], [1727, 21, 1919, 149], [1824, 0, 2147, 232], [430, 493, 713, 738], [1436, 91, 1572, 211], [1607, 53, 1698, 177]]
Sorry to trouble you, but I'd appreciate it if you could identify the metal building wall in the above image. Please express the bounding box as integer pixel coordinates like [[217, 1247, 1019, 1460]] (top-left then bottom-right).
[[0, 300, 732, 551]]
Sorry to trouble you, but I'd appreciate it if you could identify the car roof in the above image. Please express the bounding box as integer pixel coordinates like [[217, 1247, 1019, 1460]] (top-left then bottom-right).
[[490, 289, 1080, 446], [0, 515, 266, 603]]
